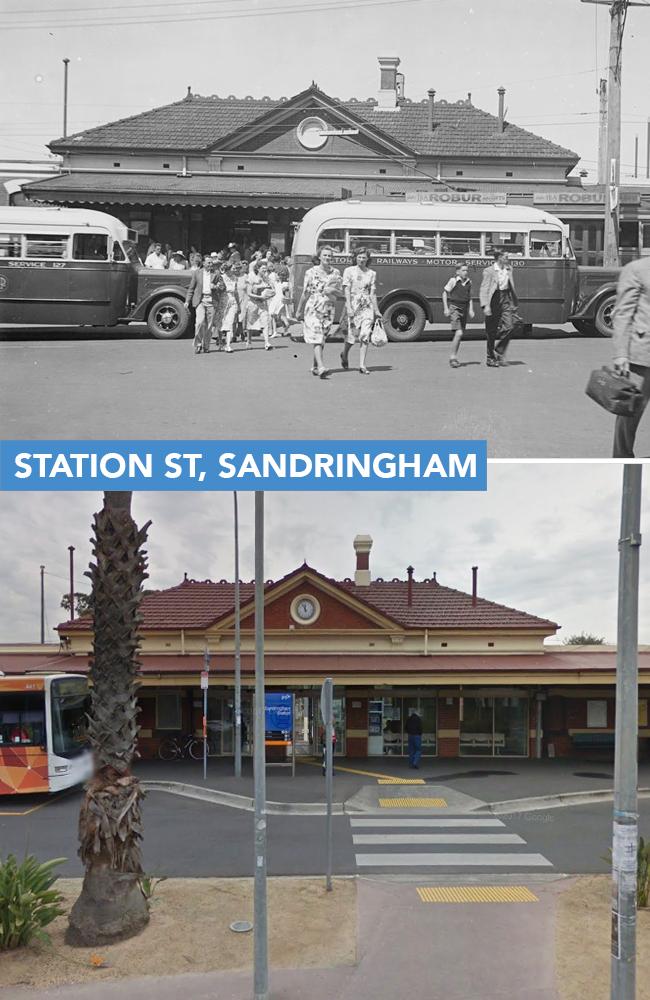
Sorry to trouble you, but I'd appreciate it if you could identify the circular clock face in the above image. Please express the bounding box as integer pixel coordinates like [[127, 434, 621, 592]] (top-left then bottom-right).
[[296, 598, 316, 620], [296, 116, 328, 150]]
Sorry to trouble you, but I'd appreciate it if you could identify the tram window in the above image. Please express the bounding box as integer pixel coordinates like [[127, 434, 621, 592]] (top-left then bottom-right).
[[394, 232, 436, 255], [529, 230, 562, 257], [72, 233, 109, 261], [316, 228, 346, 254], [0, 233, 22, 258], [439, 231, 482, 256], [24, 233, 69, 259], [485, 231, 526, 256], [348, 229, 392, 253]]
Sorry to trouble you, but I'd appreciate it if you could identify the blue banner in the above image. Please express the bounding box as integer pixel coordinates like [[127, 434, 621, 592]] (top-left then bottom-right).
[[265, 692, 293, 740], [0, 440, 487, 491]]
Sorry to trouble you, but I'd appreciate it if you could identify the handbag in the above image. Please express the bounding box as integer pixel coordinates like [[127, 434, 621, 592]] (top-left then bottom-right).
[[585, 366, 644, 417], [370, 318, 388, 347]]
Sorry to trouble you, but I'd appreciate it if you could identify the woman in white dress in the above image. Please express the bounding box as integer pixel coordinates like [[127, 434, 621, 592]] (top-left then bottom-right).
[[219, 262, 240, 353], [247, 261, 275, 350], [296, 246, 342, 379], [341, 247, 382, 375]]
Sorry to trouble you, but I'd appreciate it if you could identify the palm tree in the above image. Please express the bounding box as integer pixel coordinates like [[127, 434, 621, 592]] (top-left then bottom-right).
[[66, 492, 152, 946]]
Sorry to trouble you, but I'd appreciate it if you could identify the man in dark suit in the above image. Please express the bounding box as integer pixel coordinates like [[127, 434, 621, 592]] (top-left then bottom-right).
[[184, 257, 223, 355], [479, 250, 520, 367]]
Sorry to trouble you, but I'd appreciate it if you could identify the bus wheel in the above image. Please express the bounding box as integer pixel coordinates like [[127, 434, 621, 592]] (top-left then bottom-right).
[[572, 319, 594, 336], [382, 299, 426, 342], [147, 297, 190, 339], [594, 295, 615, 338]]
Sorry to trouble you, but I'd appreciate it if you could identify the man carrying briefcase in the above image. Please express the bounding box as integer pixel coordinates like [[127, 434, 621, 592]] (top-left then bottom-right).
[[612, 256, 650, 457]]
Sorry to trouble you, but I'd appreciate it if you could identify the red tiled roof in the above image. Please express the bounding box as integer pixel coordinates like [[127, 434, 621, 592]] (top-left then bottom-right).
[[58, 565, 558, 634], [48, 89, 577, 162]]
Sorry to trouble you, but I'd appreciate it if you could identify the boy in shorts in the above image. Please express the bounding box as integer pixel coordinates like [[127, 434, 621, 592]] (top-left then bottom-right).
[[442, 263, 475, 368]]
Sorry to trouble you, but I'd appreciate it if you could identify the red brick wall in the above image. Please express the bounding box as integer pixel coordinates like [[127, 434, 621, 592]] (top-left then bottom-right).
[[241, 583, 380, 630]]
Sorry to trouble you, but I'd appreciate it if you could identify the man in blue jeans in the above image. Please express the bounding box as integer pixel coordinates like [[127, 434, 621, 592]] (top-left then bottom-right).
[[405, 710, 423, 769]]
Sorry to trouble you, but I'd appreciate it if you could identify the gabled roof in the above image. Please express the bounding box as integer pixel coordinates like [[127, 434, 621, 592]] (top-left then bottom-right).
[[58, 564, 558, 634], [49, 87, 578, 164]]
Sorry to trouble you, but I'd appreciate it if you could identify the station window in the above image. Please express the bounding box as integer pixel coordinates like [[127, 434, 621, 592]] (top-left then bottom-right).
[[162, 162, 170, 169], [379, 168, 386, 175], [113, 161, 121, 167], [156, 692, 182, 730], [505, 171, 513, 177], [24, 234, 69, 259], [0, 233, 22, 258], [456, 170, 464, 176], [439, 231, 482, 256], [485, 230, 526, 256], [348, 229, 392, 253], [316, 228, 346, 253], [72, 233, 109, 261], [394, 231, 436, 255], [237, 165, 245, 171]]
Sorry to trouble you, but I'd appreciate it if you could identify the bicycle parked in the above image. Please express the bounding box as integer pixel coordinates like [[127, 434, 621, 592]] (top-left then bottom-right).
[[157, 732, 220, 761]]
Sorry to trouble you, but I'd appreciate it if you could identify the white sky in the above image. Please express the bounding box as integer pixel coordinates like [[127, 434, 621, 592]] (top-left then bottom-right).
[[1, 0, 649, 181], [1, 463, 649, 645]]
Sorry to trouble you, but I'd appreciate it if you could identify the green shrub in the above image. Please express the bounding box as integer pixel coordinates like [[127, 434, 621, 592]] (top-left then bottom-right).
[[0, 854, 66, 949]]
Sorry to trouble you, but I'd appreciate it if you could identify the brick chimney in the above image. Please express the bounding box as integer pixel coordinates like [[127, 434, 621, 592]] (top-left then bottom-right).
[[472, 566, 478, 606], [375, 55, 401, 112], [497, 87, 506, 133], [427, 89, 436, 131], [353, 534, 373, 586], [407, 565, 414, 606]]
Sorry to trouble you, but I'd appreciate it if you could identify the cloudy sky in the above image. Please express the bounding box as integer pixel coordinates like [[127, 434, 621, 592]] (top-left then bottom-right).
[[2, 0, 649, 182], [1, 462, 649, 644]]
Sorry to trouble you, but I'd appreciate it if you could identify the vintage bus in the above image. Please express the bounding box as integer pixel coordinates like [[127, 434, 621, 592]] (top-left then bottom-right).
[[290, 200, 582, 341], [0, 673, 92, 795], [0, 207, 192, 338]]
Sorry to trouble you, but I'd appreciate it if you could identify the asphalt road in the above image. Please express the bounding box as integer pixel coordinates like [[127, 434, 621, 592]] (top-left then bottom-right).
[[3, 784, 648, 878], [2, 324, 647, 458]]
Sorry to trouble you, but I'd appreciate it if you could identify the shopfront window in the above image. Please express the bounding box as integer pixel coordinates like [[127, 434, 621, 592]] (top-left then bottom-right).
[[459, 697, 493, 756], [494, 696, 528, 756], [369, 695, 436, 756], [460, 695, 529, 756]]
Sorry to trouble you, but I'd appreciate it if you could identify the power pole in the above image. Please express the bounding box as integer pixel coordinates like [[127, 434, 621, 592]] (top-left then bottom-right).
[[598, 78, 608, 185], [40, 565, 45, 644], [610, 463, 643, 1000], [62, 58, 70, 139], [68, 545, 75, 620], [233, 491, 242, 779], [581, 1, 648, 265], [253, 491, 268, 1000]]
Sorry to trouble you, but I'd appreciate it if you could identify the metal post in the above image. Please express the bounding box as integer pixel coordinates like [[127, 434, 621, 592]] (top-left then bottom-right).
[[40, 565, 45, 644], [610, 463, 642, 1000], [604, 2, 624, 267], [203, 646, 210, 783], [68, 545, 75, 621], [62, 59, 70, 139], [646, 117, 650, 180], [535, 697, 543, 760], [320, 677, 334, 892], [234, 491, 242, 779], [253, 491, 268, 1000], [634, 135, 638, 179]]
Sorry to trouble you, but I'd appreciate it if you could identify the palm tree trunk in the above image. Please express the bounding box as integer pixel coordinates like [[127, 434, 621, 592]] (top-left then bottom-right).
[[66, 491, 152, 946]]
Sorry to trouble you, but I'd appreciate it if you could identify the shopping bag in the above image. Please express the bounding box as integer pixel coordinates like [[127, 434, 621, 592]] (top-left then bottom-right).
[[585, 366, 644, 417], [370, 318, 388, 347]]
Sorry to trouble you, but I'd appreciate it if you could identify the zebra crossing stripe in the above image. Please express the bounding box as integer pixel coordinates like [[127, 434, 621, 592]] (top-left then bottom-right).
[[416, 886, 539, 903], [378, 797, 447, 808], [352, 833, 525, 845], [377, 778, 426, 784], [350, 818, 506, 827], [355, 853, 552, 867]]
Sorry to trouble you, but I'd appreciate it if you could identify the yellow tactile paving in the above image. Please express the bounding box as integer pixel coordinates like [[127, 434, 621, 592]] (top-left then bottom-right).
[[416, 886, 539, 904], [378, 797, 447, 808], [377, 778, 426, 785]]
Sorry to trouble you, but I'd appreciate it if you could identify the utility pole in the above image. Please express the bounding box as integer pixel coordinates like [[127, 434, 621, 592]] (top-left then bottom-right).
[[581, 1, 648, 265], [62, 58, 70, 139], [68, 545, 75, 620], [610, 463, 643, 1000], [234, 491, 242, 779], [634, 135, 638, 179], [39, 565, 45, 644], [253, 491, 268, 1000], [598, 78, 608, 185]]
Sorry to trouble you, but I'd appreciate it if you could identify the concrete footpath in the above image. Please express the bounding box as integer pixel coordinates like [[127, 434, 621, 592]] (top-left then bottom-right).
[[5, 875, 565, 1000]]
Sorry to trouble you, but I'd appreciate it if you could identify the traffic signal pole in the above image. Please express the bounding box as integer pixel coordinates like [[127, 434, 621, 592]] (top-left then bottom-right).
[[610, 464, 643, 1000]]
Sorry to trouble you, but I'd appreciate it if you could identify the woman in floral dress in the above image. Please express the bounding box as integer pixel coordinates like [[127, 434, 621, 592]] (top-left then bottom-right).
[[296, 246, 342, 378], [219, 262, 240, 353], [341, 247, 381, 375], [247, 261, 275, 350]]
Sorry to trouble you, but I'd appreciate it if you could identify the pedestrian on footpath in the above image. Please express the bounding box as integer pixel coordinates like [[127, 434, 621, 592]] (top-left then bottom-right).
[[218, 262, 240, 353], [443, 262, 475, 368], [247, 261, 275, 350], [479, 250, 519, 366], [341, 247, 382, 375], [295, 246, 342, 379], [405, 710, 423, 769], [612, 256, 650, 458], [144, 242, 167, 269]]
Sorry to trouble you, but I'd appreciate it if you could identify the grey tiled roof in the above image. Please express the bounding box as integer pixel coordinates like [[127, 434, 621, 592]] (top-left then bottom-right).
[[50, 89, 578, 162]]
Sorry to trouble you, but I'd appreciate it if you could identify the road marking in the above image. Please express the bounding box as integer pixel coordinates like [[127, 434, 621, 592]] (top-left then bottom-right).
[[378, 797, 447, 808], [352, 833, 526, 845], [416, 886, 539, 904], [0, 790, 72, 817], [377, 778, 425, 785], [350, 818, 506, 828], [355, 853, 553, 867]]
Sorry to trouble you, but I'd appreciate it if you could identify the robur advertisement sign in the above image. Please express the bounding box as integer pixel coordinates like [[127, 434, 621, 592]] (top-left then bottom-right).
[[406, 191, 508, 204]]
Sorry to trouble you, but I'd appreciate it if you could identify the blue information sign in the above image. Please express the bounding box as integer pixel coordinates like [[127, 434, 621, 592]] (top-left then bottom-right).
[[265, 692, 293, 741]]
